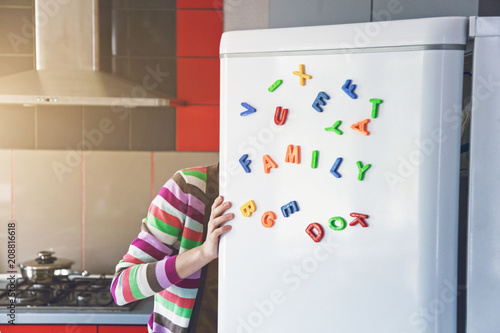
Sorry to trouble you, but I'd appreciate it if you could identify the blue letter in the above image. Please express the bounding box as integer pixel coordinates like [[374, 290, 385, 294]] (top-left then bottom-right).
[[281, 200, 299, 218], [239, 154, 252, 173], [312, 92, 330, 112]]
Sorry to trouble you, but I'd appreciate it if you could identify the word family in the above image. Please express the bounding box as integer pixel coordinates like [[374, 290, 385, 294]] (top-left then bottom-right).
[[238, 145, 372, 181]]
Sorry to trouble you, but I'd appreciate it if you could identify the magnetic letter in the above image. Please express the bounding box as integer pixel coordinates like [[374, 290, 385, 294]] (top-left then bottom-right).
[[325, 120, 343, 135], [312, 92, 330, 112], [239, 154, 251, 173], [293, 64, 312, 86], [349, 213, 369, 228], [369, 98, 383, 118], [329, 217, 347, 231], [311, 150, 319, 169], [268, 79, 283, 92], [351, 119, 370, 136], [261, 211, 276, 228], [274, 106, 289, 125], [263, 155, 278, 174], [356, 161, 371, 181], [240, 200, 256, 217], [342, 79, 358, 99], [240, 102, 256, 116], [306, 223, 324, 242], [330, 157, 343, 178], [281, 201, 299, 218], [285, 145, 301, 164]]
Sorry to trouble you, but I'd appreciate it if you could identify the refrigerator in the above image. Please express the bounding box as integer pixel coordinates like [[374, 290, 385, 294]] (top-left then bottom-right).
[[218, 16, 497, 333]]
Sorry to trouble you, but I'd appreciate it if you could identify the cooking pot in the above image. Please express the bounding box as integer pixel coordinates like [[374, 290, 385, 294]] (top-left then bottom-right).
[[19, 251, 74, 283]]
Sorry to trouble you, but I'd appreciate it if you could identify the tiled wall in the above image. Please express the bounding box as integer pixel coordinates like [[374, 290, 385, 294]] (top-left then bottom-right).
[[0, 0, 210, 152], [0, 149, 219, 274], [0, 1, 222, 274], [176, 0, 223, 151]]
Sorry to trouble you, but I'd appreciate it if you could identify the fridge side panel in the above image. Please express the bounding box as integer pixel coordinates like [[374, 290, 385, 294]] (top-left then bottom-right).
[[467, 17, 500, 333]]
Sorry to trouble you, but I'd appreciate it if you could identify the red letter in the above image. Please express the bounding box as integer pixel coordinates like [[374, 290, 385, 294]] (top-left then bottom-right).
[[274, 106, 289, 125], [306, 223, 324, 242], [349, 213, 369, 228]]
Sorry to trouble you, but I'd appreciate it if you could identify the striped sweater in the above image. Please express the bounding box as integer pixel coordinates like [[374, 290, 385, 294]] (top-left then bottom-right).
[[111, 164, 219, 333]]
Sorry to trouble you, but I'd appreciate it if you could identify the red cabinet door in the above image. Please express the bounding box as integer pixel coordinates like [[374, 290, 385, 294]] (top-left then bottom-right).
[[98, 326, 147, 333], [0, 325, 97, 333]]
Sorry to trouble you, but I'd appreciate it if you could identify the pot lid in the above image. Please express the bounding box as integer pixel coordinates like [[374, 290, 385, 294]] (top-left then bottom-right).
[[19, 251, 74, 270]]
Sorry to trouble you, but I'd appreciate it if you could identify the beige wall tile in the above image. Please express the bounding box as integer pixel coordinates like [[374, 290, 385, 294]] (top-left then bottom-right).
[[0, 1, 32, 5], [14, 150, 83, 271], [37, 106, 83, 150], [0, 8, 33, 54], [0, 150, 12, 273], [84, 151, 151, 274], [0, 105, 35, 149], [0, 55, 34, 77], [153, 152, 219, 194]]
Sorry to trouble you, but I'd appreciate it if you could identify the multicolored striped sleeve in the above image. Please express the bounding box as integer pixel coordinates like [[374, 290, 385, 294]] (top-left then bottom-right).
[[110, 173, 192, 306]]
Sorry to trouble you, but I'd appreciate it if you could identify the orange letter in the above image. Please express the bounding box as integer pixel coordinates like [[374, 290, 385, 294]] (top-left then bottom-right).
[[351, 119, 370, 136], [261, 211, 276, 228], [240, 200, 256, 217], [285, 145, 300, 164], [263, 155, 278, 174]]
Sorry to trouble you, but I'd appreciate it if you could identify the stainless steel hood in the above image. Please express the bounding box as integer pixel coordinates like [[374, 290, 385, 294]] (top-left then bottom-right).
[[0, 0, 182, 107]]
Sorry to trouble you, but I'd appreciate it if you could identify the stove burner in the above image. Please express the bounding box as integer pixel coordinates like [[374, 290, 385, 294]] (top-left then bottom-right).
[[95, 289, 114, 306], [14, 283, 53, 305], [77, 293, 92, 305], [90, 284, 105, 289], [0, 275, 135, 311], [15, 291, 37, 304]]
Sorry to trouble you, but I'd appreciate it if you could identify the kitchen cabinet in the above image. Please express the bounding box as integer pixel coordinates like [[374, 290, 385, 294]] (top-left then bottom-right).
[[98, 326, 146, 333], [0, 325, 97, 333]]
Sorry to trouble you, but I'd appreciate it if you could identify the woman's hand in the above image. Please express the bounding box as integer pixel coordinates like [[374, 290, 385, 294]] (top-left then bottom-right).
[[201, 196, 234, 261], [175, 196, 234, 279]]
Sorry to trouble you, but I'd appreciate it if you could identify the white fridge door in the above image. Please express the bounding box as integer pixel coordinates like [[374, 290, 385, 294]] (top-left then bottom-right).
[[467, 16, 500, 333], [219, 17, 467, 333]]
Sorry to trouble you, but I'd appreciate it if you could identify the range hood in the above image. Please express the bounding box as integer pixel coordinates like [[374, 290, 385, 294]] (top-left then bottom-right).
[[0, 0, 183, 107]]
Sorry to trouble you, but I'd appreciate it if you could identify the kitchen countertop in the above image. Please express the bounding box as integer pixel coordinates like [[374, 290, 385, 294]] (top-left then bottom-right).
[[0, 273, 153, 325], [1, 298, 153, 325]]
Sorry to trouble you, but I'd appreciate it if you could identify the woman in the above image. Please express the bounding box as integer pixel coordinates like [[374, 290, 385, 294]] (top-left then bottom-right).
[[110, 163, 233, 333]]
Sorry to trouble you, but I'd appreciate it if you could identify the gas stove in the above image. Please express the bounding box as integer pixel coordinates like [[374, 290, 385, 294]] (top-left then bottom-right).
[[0, 275, 135, 312]]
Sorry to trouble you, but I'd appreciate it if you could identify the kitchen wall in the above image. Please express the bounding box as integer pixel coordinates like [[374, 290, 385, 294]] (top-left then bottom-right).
[[224, 0, 500, 31], [0, 149, 218, 274], [0, 0, 223, 274], [1, 0, 499, 275]]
